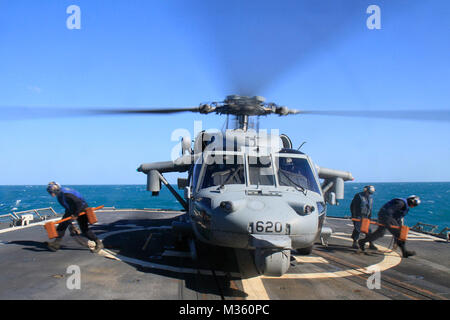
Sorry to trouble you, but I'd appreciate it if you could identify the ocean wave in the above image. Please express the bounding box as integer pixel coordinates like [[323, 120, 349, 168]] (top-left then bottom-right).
[[1, 183, 447, 229]]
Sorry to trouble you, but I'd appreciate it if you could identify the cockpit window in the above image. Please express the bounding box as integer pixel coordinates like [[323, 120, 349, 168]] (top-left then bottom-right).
[[275, 156, 321, 194], [201, 154, 245, 188], [192, 162, 202, 192], [248, 156, 275, 186]]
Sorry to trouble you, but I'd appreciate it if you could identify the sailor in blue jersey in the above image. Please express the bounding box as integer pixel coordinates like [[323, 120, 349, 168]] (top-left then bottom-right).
[[46, 181, 103, 252], [350, 185, 377, 250], [358, 195, 421, 258]]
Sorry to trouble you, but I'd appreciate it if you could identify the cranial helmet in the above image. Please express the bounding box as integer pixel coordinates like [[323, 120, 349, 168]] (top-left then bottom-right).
[[47, 181, 61, 195], [363, 185, 375, 194], [407, 195, 421, 207]]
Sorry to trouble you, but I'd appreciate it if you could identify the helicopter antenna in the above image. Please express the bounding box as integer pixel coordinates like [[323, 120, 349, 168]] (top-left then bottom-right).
[[297, 141, 307, 151]]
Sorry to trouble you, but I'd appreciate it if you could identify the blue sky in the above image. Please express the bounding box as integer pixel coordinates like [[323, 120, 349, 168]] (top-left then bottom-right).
[[0, 0, 449, 185]]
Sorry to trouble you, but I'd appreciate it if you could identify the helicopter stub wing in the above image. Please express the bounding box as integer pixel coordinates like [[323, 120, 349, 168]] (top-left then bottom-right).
[[316, 166, 354, 181], [137, 154, 193, 174], [316, 166, 354, 205], [137, 154, 194, 210]]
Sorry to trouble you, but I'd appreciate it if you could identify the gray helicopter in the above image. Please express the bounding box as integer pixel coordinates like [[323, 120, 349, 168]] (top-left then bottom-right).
[[136, 94, 353, 276]]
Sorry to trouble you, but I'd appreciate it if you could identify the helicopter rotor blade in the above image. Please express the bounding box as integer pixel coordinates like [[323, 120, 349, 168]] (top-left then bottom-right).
[[170, 0, 409, 97], [89, 107, 202, 115], [0, 106, 204, 121], [292, 109, 450, 122]]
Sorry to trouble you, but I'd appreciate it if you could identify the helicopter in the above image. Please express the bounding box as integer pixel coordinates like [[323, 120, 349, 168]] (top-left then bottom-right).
[[2, 98, 448, 277], [132, 94, 354, 276]]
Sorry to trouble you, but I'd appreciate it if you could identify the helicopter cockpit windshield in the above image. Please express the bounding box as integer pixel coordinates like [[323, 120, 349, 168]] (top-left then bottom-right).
[[275, 156, 321, 194], [248, 156, 275, 186], [195, 152, 320, 194], [201, 154, 245, 189]]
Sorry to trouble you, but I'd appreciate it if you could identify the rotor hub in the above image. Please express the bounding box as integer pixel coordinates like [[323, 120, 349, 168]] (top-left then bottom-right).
[[199, 95, 295, 119]]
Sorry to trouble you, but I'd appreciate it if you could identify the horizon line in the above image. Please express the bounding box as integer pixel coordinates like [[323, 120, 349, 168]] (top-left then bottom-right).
[[1, 181, 450, 186]]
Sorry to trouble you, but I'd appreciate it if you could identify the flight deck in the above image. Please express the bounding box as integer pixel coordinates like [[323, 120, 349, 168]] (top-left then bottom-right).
[[0, 208, 448, 300]]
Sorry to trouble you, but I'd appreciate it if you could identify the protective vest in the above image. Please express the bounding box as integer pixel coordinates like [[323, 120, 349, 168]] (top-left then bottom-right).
[[379, 198, 409, 220], [350, 192, 373, 218], [397, 198, 409, 217], [57, 187, 87, 211]]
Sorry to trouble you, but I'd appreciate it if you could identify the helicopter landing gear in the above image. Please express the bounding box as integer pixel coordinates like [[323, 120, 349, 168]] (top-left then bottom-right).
[[254, 248, 291, 276]]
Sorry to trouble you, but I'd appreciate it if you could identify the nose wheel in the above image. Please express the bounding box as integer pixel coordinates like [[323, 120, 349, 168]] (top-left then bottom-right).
[[254, 248, 291, 276]]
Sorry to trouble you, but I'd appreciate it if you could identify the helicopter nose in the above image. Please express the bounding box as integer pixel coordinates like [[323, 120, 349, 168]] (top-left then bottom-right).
[[208, 196, 319, 250], [219, 201, 234, 213], [216, 198, 294, 228], [218, 198, 314, 217], [218, 199, 248, 214]]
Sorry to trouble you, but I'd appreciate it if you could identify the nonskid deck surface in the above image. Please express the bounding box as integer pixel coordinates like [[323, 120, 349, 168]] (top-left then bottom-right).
[[0, 209, 448, 300]]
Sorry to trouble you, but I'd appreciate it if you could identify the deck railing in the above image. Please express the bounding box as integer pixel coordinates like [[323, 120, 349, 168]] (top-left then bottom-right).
[[0, 207, 60, 227]]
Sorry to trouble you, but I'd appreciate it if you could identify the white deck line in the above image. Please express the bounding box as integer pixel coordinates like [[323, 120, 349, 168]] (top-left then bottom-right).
[[97, 227, 241, 277], [0, 217, 61, 234]]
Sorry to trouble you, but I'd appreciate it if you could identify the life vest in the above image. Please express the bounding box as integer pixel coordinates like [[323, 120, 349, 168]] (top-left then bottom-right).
[[396, 198, 409, 217], [350, 192, 373, 218], [379, 198, 409, 220], [57, 187, 87, 211]]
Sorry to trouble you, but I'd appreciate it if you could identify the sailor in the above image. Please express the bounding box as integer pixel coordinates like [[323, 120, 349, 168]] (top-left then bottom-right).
[[358, 195, 421, 258], [350, 185, 377, 249], [46, 181, 103, 252]]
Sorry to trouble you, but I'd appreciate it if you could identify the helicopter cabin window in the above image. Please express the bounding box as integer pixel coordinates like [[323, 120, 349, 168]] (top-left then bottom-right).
[[192, 162, 203, 192], [201, 154, 245, 188], [248, 156, 275, 186], [275, 156, 321, 194]]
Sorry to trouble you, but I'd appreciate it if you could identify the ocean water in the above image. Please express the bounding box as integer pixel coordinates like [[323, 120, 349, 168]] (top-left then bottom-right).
[[0, 183, 449, 231]]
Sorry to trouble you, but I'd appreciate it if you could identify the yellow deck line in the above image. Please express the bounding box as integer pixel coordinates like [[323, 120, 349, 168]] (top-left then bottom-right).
[[294, 256, 329, 264], [235, 249, 270, 300]]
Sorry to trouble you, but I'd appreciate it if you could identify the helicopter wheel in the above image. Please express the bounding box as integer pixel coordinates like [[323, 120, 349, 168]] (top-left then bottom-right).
[[296, 245, 313, 255], [254, 248, 291, 277]]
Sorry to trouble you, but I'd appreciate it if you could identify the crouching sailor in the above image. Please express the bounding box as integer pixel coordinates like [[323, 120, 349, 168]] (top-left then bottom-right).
[[46, 181, 104, 253], [359, 195, 420, 258]]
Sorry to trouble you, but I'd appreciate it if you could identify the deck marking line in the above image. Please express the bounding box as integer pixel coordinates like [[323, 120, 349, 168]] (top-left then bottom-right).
[[263, 234, 401, 280], [235, 249, 270, 300], [329, 234, 402, 273], [294, 256, 329, 264], [95, 228, 241, 277]]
